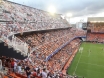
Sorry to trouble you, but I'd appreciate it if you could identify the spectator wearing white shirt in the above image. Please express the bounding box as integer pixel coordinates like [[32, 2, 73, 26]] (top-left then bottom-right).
[[41, 68, 47, 78], [17, 63, 22, 74], [14, 61, 17, 73]]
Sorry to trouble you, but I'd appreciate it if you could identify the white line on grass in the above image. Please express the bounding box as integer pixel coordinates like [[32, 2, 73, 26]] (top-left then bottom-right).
[[80, 62, 104, 67], [74, 49, 83, 75], [73, 43, 85, 75]]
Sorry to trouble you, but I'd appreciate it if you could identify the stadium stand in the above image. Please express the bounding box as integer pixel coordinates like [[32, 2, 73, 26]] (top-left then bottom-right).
[[87, 33, 104, 43], [0, 0, 70, 58], [0, 0, 87, 78], [0, 38, 82, 78], [17, 28, 85, 60], [87, 17, 104, 43], [47, 38, 81, 73], [0, 0, 69, 32]]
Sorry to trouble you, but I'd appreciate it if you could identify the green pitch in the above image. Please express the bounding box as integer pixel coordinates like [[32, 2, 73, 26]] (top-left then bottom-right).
[[67, 42, 104, 78]]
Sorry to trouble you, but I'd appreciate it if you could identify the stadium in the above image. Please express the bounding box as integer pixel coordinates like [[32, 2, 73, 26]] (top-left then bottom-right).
[[0, 0, 104, 78]]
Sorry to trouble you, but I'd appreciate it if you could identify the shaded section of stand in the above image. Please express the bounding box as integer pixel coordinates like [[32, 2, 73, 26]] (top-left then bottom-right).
[[0, 42, 27, 60]]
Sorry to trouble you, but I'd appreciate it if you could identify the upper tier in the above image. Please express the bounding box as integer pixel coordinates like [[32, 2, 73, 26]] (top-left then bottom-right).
[[0, 0, 70, 33], [87, 17, 104, 33]]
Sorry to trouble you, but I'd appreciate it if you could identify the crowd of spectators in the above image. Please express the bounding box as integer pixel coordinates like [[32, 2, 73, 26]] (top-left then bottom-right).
[[47, 39, 81, 73], [15, 28, 84, 77], [0, 0, 69, 36], [87, 33, 104, 43], [17, 28, 86, 57], [0, 0, 71, 57], [0, 0, 71, 55], [0, 0, 87, 78], [17, 29, 71, 49], [1, 0, 104, 77], [0, 38, 81, 78], [88, 22, 104, 33], [87, 22, 104, 43]]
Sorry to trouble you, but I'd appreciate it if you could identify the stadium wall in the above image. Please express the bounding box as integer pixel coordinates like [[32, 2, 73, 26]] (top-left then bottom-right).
[[46, 36, 86, 61]]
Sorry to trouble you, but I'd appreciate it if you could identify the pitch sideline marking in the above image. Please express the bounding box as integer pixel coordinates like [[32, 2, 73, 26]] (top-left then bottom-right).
[[73, 49, 83, 75], [80, 62, 104, 67], [73, 43, 86, 74], [73, 43, 86, 76]]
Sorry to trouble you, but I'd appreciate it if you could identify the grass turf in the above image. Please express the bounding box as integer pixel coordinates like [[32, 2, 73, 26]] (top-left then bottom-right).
[[67, 42, 104, 78]]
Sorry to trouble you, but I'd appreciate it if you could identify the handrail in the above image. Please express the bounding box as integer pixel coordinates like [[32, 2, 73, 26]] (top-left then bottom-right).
[[46, 36, 86, 61]]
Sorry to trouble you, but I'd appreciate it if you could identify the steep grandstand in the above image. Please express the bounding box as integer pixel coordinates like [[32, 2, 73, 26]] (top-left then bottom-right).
[[0, 0, 70, 58], [0, 0, 69, 33], [1, 0, 104, 78], [87, 17, 104, 43], [87, 17, 104, 33]]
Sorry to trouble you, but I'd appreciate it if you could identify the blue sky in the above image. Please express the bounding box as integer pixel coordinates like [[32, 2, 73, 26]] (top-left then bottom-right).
[[8, 0, 104, 23]]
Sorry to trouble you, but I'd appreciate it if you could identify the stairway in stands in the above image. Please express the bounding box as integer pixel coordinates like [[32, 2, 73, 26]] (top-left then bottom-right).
[[0, 40, 27, 60]]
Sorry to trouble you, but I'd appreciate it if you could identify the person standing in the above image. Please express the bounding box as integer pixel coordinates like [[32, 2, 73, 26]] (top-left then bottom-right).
[[14, 61, 17, 73], [17, 63, 22, 74], [11, 59, 15, 72], [41, 68, 47, 78], [25, 64, 31, 78]]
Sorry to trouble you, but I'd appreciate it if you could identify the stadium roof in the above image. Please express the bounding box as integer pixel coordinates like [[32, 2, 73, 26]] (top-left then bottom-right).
[[88, 17, 104, 22]]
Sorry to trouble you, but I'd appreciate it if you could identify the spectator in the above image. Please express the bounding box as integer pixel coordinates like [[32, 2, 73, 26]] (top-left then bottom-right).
[[17, 63, 22, 74], [41, 68, 47, 78], [32, 69, 37, 78], [25, 64, 31, 78], [11, 59, 15, 72], [13, 60, 17, 73]]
